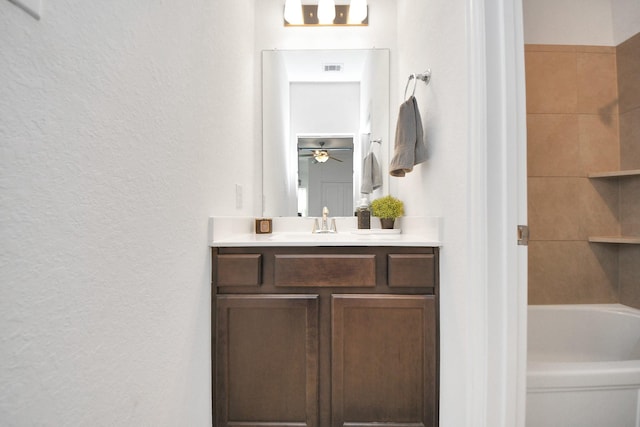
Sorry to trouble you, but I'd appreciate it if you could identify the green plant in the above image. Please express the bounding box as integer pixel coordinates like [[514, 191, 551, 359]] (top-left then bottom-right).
[[370, 195, 404, 219]]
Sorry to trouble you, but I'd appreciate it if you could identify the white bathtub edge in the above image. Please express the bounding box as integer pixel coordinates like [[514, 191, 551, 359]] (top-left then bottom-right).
[[528, 360, 640, 391], [528, 303, 640, 317]]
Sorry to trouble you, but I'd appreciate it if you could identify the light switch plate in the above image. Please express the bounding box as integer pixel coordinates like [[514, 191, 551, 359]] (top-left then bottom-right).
[[7, 0, 42, 20]]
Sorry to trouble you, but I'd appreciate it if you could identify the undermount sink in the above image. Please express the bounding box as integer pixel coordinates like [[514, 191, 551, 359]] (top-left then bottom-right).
[[266, 232, 353, 241], [267, 232, 327, 241], [265, 230, 403, 243]]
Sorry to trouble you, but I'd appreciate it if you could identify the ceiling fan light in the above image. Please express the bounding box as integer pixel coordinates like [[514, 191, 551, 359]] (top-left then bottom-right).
[[348, 0, 367, 24], [317, 0, 336, 24], [315, 150, 330, 162]]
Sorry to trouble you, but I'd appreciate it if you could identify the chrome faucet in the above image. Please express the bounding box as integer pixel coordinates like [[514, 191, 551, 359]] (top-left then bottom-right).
[[321, 206, 329, 231], [312, 206, 337, 233]]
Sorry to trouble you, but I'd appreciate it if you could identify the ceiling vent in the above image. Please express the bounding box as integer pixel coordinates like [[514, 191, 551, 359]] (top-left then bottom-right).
[[323, 63, 343, 72]]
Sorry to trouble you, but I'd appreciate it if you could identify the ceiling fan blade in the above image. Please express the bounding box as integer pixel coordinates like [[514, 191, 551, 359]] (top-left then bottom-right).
[[329, 155, 343, 162]]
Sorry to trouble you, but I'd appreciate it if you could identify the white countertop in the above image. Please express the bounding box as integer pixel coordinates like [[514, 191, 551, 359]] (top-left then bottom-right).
[[209, 216, 442, 247]]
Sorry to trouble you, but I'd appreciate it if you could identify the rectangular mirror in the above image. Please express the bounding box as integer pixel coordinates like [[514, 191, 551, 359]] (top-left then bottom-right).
[[262, 49, 390, 217]]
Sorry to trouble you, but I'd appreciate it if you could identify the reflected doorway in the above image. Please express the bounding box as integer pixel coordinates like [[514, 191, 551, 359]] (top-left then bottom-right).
[[297, 136, 354, 217]]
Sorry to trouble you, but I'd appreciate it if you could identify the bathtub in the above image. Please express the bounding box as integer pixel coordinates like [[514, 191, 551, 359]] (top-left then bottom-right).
[[527, 304, 640, 427]]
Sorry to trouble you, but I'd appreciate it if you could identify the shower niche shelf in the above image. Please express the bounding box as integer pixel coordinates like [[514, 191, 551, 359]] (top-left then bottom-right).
[[588, 169, 640, 245], [588, 169, 640, 179], [588, 236, 640, 245]]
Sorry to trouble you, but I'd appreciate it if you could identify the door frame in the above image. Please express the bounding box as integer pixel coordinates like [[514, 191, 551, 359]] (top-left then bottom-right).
[[467, 0, 528, 426]]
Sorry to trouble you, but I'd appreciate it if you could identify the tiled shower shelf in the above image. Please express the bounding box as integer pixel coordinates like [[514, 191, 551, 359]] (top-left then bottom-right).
[[587, 170, 639, 245], [588, 169, 640, 178], [588, 236, 640, 245]]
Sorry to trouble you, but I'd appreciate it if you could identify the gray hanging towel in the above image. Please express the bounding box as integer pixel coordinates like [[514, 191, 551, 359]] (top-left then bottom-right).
[[360, 151, 382, 194], [389, 96, 427, 177]]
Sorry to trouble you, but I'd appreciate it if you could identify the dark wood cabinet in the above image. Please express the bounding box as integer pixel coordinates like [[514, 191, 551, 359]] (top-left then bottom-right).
[[215, 295, 319, 426], [332, 295, 437, 426], [212, 246, 439, 427]]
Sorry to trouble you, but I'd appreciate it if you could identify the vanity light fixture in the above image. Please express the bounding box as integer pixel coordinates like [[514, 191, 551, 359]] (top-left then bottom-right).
[[283, 0, 368, 26]]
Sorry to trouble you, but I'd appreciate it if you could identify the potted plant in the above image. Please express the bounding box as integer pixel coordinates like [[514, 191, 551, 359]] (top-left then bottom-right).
[[370, 195, 404, 229]]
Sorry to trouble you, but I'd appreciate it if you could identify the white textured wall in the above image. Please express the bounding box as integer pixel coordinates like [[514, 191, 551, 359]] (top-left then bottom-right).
[[523, 0, 640, 46], [0, 0, 254, 425], [395, 0, 472, 426], [523, 0, 615, 45], [611, 0, 640, 44]]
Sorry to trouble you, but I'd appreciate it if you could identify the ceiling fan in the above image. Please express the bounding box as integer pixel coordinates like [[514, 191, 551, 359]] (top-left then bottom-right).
[[299, 141, 343, 163]]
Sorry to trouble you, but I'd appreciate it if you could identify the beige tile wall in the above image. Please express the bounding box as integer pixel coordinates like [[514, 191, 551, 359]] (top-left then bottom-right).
[[526, 35, 640, 308], [617, 33, 640, 309], [526, 44, 621, 304]]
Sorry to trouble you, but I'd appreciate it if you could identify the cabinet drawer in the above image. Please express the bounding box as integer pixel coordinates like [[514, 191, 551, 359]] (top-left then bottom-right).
[[275, 254, 376, 287], [388, 254, 435, 288], [216, 254, 262, 286]]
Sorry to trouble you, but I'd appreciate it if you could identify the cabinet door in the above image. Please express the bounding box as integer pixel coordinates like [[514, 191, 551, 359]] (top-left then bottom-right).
[[216, 295, 319, 427], [332, 295, 437, 427]]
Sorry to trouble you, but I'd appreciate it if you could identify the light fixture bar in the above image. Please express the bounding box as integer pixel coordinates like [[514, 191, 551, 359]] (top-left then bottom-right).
[[284, 4, 368, 26]]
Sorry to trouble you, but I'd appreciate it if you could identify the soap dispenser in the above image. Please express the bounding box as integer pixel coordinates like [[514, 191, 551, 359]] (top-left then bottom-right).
[[356, 198, 371, 229]]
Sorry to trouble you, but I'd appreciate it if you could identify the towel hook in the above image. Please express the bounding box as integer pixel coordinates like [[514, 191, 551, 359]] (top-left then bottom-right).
[[404, 74, 418, 100], [368, 138, 382, 153], [404, 69, 432, 100]]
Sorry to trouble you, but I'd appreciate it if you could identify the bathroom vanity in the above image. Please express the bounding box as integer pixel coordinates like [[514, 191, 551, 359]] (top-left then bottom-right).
[[210, 217, 441, 427]]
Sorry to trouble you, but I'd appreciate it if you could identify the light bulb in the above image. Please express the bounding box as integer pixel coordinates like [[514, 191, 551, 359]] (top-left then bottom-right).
[[284, 0, 303, 25], [317, 0, 336, 24], [348, 0, 367, 24]]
